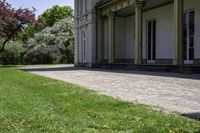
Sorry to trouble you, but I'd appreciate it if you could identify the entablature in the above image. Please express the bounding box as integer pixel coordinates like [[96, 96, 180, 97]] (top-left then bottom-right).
[[97, 0, 145, 16]]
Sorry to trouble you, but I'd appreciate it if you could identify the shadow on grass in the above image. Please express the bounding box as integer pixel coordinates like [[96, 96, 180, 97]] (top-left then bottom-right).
[[182, 112, 200, 121], [22, 65, 200, 80]]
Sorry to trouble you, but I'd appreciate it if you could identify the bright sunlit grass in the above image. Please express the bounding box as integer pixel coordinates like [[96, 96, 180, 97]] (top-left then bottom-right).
[[0, 67, 199, 132]]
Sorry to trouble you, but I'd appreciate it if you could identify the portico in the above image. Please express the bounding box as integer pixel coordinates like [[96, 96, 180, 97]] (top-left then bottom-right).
[[97, 0, 186, 65], [75, 0, 200, 72]]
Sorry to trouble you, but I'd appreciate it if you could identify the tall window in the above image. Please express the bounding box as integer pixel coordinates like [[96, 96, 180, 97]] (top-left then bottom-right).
[[147, 20, 156, 63], [183, 10, 195, 64], [81, 31, 86, 62]]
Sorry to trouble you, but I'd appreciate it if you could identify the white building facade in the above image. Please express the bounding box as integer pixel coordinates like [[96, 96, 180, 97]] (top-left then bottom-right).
[[74, 0, 200, 68]]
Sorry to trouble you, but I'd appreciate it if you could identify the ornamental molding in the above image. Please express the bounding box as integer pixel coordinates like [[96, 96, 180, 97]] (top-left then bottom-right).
[[98, 0, 144, 16]]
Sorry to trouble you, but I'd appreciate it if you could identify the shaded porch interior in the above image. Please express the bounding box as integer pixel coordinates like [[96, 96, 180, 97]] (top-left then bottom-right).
[[101, 0, 175, 64], [103, 7, 135, 64]]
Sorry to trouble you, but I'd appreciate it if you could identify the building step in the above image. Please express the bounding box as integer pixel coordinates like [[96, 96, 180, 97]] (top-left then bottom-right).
[[100, 64, 200, 74]]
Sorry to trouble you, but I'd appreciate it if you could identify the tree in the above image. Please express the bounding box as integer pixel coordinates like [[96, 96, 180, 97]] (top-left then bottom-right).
[[39, 5, 73, 27], [24, 17, 74, 64], [18, 5, 74, 43], [0, 0, 41, 53]]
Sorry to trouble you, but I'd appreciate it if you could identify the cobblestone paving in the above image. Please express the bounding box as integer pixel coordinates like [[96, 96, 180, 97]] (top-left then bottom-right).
[[23, 65, 200, 115]]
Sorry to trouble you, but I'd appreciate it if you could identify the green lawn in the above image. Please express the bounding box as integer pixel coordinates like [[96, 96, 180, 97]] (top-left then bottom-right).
[[0, 68, 199, 133]]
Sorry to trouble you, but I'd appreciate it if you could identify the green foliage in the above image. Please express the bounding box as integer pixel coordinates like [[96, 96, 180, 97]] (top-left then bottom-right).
[[0, 0, 40, 53], [18, 5, 74, 43], [39, 5, 74, 27], [17, 24, 44, 43], [24, 17, 74, 64], [0, 40, 24, 65], [0, 68, 200, 132], [0, 5, 74, 65], [24, 46, 60, 64]]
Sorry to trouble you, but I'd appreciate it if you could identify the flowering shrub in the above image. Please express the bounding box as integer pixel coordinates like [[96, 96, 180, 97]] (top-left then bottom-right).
[[24, 17, 74, 64], [0, 40, 23, 65]]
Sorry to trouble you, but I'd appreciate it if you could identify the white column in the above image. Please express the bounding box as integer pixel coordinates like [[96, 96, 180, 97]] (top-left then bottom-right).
[[101, 20, 105, 63], [97, 17, 105, 63], [74, 0, 79, 66], [74, 28, 79, 66], [135, 4, 143, 65], [108, 14, 115, 64], [173, 0, 183, 65]]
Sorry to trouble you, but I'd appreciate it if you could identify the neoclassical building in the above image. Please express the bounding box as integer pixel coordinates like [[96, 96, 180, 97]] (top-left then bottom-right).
[[74, 0, 200, 70]]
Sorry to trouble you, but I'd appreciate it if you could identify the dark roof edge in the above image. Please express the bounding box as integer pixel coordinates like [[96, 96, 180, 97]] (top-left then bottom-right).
[[95, 0, 116, 9]]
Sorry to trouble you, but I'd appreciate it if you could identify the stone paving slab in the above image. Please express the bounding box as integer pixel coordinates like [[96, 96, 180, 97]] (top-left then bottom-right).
[[22, 65, 200, 117]]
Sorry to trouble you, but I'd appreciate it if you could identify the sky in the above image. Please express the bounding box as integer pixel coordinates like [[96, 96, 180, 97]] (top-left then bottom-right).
[[6, 0, 74, 16]]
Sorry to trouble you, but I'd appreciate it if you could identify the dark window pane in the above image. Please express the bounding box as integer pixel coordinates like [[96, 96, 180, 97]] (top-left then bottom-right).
[[183, 13, 187, 24], [189, 48, 194, 60], [189, 11, 194, 36], [189, 36, 194, 47], [183, 13, 187, 37], [183, 25, 187, 37], [183, 38, 187, 60], [148, 22, 152, 60], [189, 11, 195, 61], [184, 52, 187, 60], [153, 21, 156, 60], [183, 13, 187, 61]]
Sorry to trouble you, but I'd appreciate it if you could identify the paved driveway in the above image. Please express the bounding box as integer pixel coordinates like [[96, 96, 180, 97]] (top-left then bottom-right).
[[23, 65, 200, 118]]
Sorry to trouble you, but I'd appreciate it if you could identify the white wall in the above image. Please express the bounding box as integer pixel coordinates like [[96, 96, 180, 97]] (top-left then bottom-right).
[[107, 16, 135, 60], [115, 17, 126, 59], [142, 0, 200, 60], [142, 4, 174, 60], [78, 28, 82, 63], [86, 24, 94, 64], [125, 16, 135, 59], [76, 0, 97, 66]]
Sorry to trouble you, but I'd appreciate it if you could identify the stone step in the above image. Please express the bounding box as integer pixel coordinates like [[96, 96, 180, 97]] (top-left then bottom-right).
[[101, 64, 200, 74]]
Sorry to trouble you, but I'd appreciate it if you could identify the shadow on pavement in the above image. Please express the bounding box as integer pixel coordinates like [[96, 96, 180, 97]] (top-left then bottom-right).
[[22, 65, 200, 80]]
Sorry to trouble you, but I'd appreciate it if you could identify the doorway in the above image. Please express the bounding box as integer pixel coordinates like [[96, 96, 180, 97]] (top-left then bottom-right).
[[147, 20, 156, 63], [183, 10, 195, 64]]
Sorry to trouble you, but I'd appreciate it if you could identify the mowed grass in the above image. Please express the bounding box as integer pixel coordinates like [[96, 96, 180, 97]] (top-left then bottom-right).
[[0, 68, 199, 133]]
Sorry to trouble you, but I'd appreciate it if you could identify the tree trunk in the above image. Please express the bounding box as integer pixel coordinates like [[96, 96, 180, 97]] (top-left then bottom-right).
[[0, 37, 11, 53], [0, 25, 21, 53]]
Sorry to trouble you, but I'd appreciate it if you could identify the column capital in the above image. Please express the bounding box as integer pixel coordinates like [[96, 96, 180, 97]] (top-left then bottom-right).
[[97, 14, 106, 23], [106, 13, 115, 17], [135, 0, 145, 7]]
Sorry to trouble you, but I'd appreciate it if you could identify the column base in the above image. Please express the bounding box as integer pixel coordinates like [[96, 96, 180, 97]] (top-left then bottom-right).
[[173, 59, 183, 65], [135, 59, 142, 65], [108, 60, 115, 64]]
